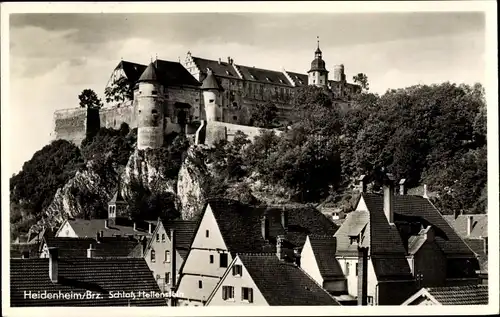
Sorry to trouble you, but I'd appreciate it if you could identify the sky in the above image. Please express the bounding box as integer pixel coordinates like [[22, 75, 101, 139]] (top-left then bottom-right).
[[6, 10, 486, 176]]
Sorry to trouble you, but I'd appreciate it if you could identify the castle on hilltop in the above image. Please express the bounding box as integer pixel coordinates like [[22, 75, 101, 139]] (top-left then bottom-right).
[[53, 40, 361, 147]]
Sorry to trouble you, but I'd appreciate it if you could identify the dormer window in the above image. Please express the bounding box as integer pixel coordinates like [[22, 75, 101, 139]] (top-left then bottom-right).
[[266, 77, 271, 82], [349, 235, 360, 245], [225, 71, 231, 76], [152, 90, 158, 95]]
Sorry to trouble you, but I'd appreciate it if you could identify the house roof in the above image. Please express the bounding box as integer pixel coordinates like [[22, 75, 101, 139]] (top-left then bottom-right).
[[207, 199, 338, 255], [238, 253, 340, 306], [443, 214, 488, 238], [200, 69, 222, 90], [404, 285, 488, 305], [137, 62, 158, 82], [307, 235, 344, 280], [153, 59, 201, 87], [10, 258, 167, 306], [162, 220, 198, 260], [116, 60, 147, 83], [10, 243, 41, 259], [284, 71, 308, 87], [236, 65, 292, 86], [64, 219, 155, 238], [42, 237, 143, 258], [191, 57, 239, 79], [407, 226, 433, 255], [463, 238, 488, 273]]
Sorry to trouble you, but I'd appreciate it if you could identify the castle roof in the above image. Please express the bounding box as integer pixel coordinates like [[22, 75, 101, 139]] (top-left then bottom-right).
[[200, 68, 222, 90], [137, 62, 158, 82], [308, 58, 328, 73]]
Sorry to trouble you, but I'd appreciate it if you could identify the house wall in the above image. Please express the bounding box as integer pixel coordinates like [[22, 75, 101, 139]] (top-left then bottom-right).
[[55, 222, 78, 238], [176, 204, 232, 304], [336, 256, 377, 304], [300, 238, 324, 286], [414, 241, 447, 287], [207, 257, 269, 306], [144, 223, 184, 292], [377, 280, 418, 305]]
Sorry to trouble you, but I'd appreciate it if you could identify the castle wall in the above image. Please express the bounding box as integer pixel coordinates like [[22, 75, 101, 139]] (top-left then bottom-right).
[[99, 103, 137, 130], [205, 121, 283, 145], [53, 108, 88, 146], [165, 86, 202, 122]]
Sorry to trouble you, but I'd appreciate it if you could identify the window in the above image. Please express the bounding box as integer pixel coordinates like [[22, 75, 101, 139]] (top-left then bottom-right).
[[345, 262, 350, 275], [151, 250, 156, 262], [210, 254, 214, 264], [220, 253, 228, 268], [209, 99, 215, 103], [198, 280, 203, 289], [355, 263, 358, 276], [165, 250, 171, 263], [242, 287, 253, 303], [206, 230, 210, 238], [233, 116, 238, 121], [313, 79, 316, 84], [161, 233, 165, 242], [222, 286, 234, 300], [367, 296, 374, 305], [232, 265, 243, 277], [232, 102, 238, 107], [165, 272, 170, 284], [320, 80, 323, 84], [156, 274, 160, 280], [156, 234, 160, 242], [152, 91, 158, 95]]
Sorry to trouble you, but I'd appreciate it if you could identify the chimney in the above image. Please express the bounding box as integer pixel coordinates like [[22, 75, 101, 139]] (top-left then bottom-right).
[[357, 246, 368, 306], [276, 235, 286, 261], [281, 208, 288, 231], [133, 222, 137, 231], [48, 247, 59, 283], [467, 215, 474, 236], [218, 58, 221, 65], [87, 244, 95, 258], [170, 228, 177, 306], [96, 232, 101, 243], [149, 223, 153, 234], [423, 184, 429, 198], [358, 175, 367, 193], [399, 179, 407, 195], [261, 215, 269, 241], [227, 56, 231, 64], [21, 250, 30, 259], [104, 220, 109, 229], [383, 173, 395, 224]]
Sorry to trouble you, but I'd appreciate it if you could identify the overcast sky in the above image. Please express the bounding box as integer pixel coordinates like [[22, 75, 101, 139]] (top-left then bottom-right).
[[7, 11, 486, 175]]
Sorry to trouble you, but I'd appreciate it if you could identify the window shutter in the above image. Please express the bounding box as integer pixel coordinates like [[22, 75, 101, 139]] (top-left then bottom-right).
[[222, 287, 227, 300], [249, 288, 253, 303]]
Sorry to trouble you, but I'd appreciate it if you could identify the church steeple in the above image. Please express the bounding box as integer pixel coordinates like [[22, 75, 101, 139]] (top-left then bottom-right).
[[308, 36, 328, 87], [315, 36, 322, 58]]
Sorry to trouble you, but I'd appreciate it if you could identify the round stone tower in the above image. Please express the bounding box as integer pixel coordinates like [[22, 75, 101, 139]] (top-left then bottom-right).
[[201, 68, 222, 122], [308, 37, 329, 87], [333, 64, 346, 82], [136, 62, 164, 150]]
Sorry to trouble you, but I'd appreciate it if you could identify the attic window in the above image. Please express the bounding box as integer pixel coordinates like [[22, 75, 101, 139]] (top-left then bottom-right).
[[266, 77, 271, 82], [279, 79, 284, 83], [349, 235, 360, 245], [225, 71, 231, 76], [232, 265, 243, 277], [250, 75, 255, 79]]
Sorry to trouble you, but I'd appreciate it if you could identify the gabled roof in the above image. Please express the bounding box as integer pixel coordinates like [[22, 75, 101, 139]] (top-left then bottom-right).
[[207, 199, 338, 255], [284, 71, 308, 87], [115, 60, 147, 83], [200, 69, 222, 90], [138, 63, 158, 82], [162, 220, 199, 260], [238, 254, 340, 305], [402, 285, 488, 305], [362, 193, 476, 257], [443, 214, 488, 238], [64, 219, 155, 238], [42, 237, 142, 258], [307, 235, 344, 280], [10, 258, 166, 306], [191, 57, 239, 79], [154, 59, 201, 87]]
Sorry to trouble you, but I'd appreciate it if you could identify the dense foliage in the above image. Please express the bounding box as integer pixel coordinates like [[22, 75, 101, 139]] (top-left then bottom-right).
[[104, 76, 134, 104], [78, 89, 103, 109], [249, 102, 280, 128], [212, 82, 487, 214]]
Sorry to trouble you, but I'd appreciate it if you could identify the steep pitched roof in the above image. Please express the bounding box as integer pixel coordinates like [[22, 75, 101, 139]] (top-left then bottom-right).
[[236, 65, 292, 86], [162, 220, 199, 260], [404, 285, 488, 305], [284, 71, 308, 87], [43, 237, 142, 258], [116, 60, 147, 83], [238, 254, 340, 306], [362, 193, 475, 257], [207, 199, 338, 255], [191, 57, 239, 79], [443, 214, 488, 238], [154, 59, 201, 87], [138, 62, 158, 82], [200, 69, 222, 90], [307, 235, 344, 280], [10, 258, 166, 306], [65, 219, 155, 238], [463, 238, 488, 273]]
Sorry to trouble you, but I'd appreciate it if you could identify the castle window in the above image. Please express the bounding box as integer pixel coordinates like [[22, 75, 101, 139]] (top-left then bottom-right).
[[313, 80, 316, 84], [152, 91, 158, 95], [232, 102, 237, 107], [209, 99, 215, 103], [233, 116, 238, 121]]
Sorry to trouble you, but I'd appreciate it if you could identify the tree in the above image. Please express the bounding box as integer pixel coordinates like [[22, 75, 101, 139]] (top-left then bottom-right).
[[79, 89, 103, 109], [249, 102, 279, 128], [353, 73, 369, 91], [104, 76, 134, 104]]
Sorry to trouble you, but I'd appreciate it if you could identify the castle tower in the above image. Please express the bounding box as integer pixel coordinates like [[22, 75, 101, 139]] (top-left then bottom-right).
[[136, 62, 164, 150], [201, 68, 223, 122], [333, 64, 346, 82], [308, 37, 329, 87]]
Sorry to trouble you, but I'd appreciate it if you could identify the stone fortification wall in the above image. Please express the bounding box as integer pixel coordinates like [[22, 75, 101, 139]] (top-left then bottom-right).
[[204, 121, 283, 145], [99, 103, 137, 130], [53, 108, 88, 146]]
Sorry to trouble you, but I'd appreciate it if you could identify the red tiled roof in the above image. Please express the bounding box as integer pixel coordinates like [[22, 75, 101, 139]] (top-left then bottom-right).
[[207, 199, 338, 255], [43, 237, 143, 258], [238, 254, 340, 305], [443, 214, 487, 238], [426, 285, 488, 305], [307, 235, 344, 280], [10, 258, 167, 306]]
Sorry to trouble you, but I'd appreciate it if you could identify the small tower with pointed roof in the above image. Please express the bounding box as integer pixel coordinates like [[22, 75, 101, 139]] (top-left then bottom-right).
[[308, 37, 329, 87], [108, 176, 128, 226], [201, 68, 223, 122], [136, 61, 165, 149]]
